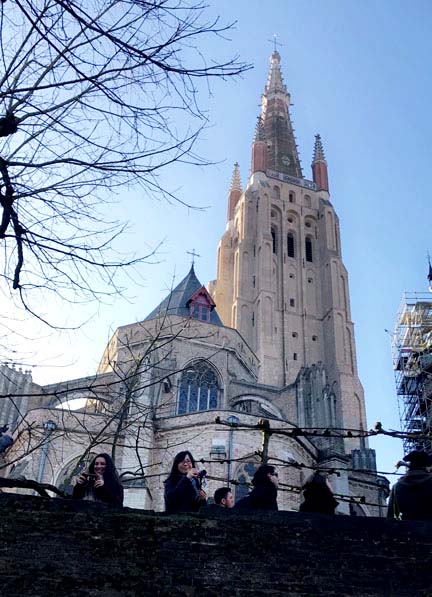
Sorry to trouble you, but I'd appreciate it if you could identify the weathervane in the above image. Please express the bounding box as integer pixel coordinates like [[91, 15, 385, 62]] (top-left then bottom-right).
[[187, 248, 201, 266], [268, 34, 283, 53]]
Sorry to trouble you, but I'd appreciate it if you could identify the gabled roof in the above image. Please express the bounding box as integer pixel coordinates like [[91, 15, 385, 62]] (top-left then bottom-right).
[[144, 265, 223, 326]]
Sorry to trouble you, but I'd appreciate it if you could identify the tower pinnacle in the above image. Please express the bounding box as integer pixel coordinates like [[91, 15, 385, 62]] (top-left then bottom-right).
[[312, 134, 329, 192], [227, 162, 242, 222], [230, 162, 242, 192]]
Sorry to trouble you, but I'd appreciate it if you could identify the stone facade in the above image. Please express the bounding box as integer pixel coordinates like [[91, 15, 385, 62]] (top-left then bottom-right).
[[2, 51, 389, 515]]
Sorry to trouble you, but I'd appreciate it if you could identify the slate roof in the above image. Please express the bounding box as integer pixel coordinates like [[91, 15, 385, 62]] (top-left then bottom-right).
[[144, 265, 223, 326]]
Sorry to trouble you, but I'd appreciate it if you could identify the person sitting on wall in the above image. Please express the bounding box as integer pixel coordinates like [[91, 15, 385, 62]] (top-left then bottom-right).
[[234, 464, 279, 510], [387, 450, 432, 520], [164, 450, 207, 514], [73, 453, 124, 507], [299, 472, 339, 515], [214, 487, 235, 508]]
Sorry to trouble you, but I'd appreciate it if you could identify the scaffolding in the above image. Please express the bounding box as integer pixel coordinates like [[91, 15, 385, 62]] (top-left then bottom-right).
[[392, 292, 432, 453]]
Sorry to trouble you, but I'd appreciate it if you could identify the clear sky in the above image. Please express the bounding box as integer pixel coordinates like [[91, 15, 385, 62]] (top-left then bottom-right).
[[4, 0, 432, 478]]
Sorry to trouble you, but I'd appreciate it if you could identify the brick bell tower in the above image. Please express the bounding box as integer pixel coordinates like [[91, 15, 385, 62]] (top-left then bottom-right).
[[211, 51, 370, 458]]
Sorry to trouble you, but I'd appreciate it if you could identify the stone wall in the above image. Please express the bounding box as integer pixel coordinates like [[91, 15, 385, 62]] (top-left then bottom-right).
[[1, 494, 432, 596]]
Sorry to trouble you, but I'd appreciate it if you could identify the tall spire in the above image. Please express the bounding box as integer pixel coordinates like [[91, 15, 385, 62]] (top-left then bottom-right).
[[265, 51, 287, 95], [261, 52, 302, 178], [311, 134, 329, 192], [227, 162, 242, 222]]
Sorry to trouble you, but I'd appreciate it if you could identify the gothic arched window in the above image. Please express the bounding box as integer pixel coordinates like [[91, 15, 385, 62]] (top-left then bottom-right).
[[287, 232, 295, 258], [177, 361, 220, 415], [305, 237, 313, 262]]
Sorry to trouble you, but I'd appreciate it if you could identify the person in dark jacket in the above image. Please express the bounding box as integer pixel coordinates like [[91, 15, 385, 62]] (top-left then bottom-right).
[[164, 450, 207, 514], [235, 464, 278, 510], [299, 472, 339, 515], [387, 450, 432, 520], [72, 453, 123, 507]]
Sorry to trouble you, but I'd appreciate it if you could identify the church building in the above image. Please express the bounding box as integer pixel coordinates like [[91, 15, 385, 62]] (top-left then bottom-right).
[[1, 52, 389, 515]]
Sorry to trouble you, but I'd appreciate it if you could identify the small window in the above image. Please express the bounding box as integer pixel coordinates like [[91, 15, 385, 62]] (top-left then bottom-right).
[[308, 277, 313, 284], [289, 191, 295, 203], [293, 353, 298, 361], [290, 298, 295, 307], [292, 332, 298, 338], [289, 273, 295, 279], [287, 233, 295, 258], [273, 186, 280, 199], [312, 335, 317, 341], [271, 227, 277, 254], [305, 237, 313, 263]]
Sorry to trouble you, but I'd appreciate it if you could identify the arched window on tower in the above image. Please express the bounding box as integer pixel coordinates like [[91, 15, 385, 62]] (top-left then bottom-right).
[[177, 361, 220, 415], [287, 232, 295, 258], [273, 185, 280, 200], [271, 226, 277, 254], [289, 191, 295, 203], [305, 237, 313, 263]]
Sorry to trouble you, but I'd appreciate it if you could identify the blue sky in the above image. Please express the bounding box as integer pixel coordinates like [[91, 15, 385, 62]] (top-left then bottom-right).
[[6, 0, 432, 478]]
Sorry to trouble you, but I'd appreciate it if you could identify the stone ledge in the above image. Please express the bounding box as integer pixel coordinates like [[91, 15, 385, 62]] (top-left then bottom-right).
[[1, 494, 432, 596]]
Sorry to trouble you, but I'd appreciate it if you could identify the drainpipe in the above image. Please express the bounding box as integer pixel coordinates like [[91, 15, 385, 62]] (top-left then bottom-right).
[[36, 420, 57, 485], [227, 415, 239, 483]]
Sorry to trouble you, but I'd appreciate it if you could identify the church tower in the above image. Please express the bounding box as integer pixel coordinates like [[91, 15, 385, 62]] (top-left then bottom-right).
[[212, 51, 368, 455]]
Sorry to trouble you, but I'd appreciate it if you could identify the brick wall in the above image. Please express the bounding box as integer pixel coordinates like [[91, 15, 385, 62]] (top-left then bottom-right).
[[1, 494, 432, 596]]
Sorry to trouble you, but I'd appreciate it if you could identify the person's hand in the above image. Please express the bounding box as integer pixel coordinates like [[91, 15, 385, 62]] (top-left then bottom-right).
[[94, 474, 104, 489], [186, 468, 199, 479], [76, 473, 87, 485], [198, 489, 207, 501]]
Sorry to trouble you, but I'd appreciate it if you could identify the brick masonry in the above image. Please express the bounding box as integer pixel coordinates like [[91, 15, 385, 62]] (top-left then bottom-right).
[[1, 494, 432, 596]]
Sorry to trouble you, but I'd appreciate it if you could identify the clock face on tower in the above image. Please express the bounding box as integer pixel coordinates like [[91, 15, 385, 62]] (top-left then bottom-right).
[[281, 155, 291, 166]]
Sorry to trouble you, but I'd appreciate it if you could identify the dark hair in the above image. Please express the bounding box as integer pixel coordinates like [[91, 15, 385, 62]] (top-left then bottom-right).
[[302, 472, 333, 500], [165, 450, 196, 483], [214, 487, 232, 504], [403, 450, 432, 470], [252, 465, 276, 487], [88, 453, 122, 493]]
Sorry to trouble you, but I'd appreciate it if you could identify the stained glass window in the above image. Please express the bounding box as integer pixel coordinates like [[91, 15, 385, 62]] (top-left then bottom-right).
[[177, 361, 220, 414]]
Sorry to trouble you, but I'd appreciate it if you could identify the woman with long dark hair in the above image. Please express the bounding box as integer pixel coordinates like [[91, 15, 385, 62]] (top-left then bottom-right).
[[73, 453, 123, 507], [299, 472, 338, 515], [164, 450, 207, 514]]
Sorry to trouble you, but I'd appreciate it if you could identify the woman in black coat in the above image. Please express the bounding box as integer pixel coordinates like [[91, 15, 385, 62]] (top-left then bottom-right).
[[299, 472, 338, 515], [235, 464, 279, 510], [164, 451, 207, 514], [72, 452, 123, 507]]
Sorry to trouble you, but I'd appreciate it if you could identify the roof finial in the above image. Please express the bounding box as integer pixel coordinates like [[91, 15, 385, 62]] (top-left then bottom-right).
[[267, 34, 283, 54], [230, 162, 242, 192], [312, 134, 326, 163], [186, 248, 200, 267]]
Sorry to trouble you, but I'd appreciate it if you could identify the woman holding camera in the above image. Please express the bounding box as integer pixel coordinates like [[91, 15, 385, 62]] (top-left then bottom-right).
[[72, 452, 123, 507], [164, 450, 207, 514]]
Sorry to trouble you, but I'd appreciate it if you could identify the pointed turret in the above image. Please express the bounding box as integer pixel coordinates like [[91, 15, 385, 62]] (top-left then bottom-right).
[[311, 134, 329, 192], [227, 162, 242, 221], [251, 117, 267, 174], [260, 52, 302, 178]]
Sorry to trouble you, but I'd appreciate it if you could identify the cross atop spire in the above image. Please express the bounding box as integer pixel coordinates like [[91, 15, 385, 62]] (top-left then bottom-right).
[[186, 248, 200, 266], [230, 162, 242, 192], [267, 34, 283, 54], [313, 134, 326, 163]]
